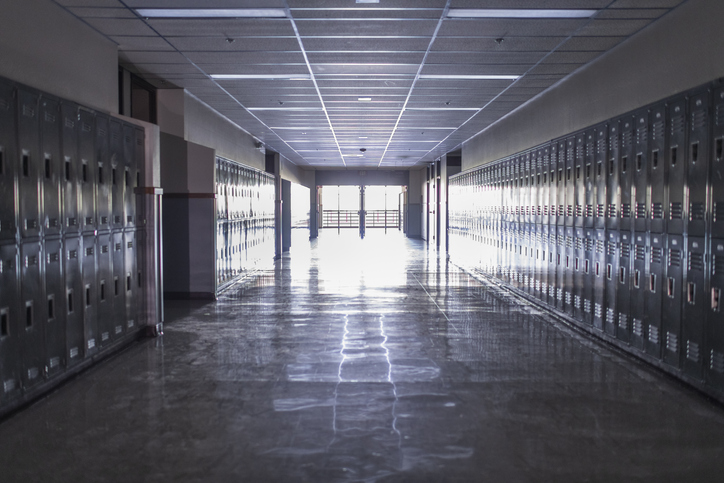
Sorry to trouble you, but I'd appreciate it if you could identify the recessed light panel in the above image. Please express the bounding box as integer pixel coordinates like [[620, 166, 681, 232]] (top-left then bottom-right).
[[136, 9, 287, 18], [418, 75, 520, 80], [447, 9, 597, 18], [211, 74, 312, 80]]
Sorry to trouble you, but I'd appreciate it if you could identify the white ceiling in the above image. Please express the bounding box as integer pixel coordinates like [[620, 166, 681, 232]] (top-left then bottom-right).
[[53, 0, 686, 169]]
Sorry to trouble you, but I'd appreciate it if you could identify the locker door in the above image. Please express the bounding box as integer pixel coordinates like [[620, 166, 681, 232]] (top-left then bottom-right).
[[124, 230, 138, 331], [662, 234, 685, 367], [0, 244, 21, 402], [547, 226, 557, 306], [95, 114, 111, 231], [619, 116, 635, 232], [630, 232, 648, 351], [604, 232, 619, 336], [617, 231, 633, 344], [134, 127, 145, 228], [123, 123, 136, 228], [582, 228, 595, 325], [540, 224, 549, 302], [706, 239, 724, 389], [112, 232, 127, 335], [594, 124, 608, 230], [109, 119, 124, 230], [646, 234, 665, 358], [541, 145, 551, 227], [17, 89, 42, 239], [573, 227, 586, 321], [81, 235, 98, 356], [574, 133, 585, 228], [633, 108, 650, 233], [60, 102, 80, 236], [20, 241, 45, 388], [522, 153, 531, 226], [78, 109, 96, 233], [711, 86, 724, 238], [553, 141, 565, 227], [593, 229, 606, 331], [584, 130, 596, 229], [40, 97, 62, 238], [565, 137, 575, 227], [606, 120, 621, 231], [0, 81, 17, 242], [687, 90, 710, 238], [555, 226, 566, 310], [96, 233, 114, 347], [564, 226, 575, 316], [667, 97, 687, 235], [648, 104, 667, 234], [64, 237, 84, 367], [44, 238, 65, 377], [683, 236, 707, 380]]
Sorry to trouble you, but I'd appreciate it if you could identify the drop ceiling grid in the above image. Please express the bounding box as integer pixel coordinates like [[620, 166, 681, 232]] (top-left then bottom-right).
[[53, 0, 687, 169]]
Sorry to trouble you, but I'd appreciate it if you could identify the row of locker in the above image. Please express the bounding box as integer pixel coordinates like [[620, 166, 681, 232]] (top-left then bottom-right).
[[216, 156, 275, 221], [451, 82, 724, 238], [216, 219, 276, 287], [0, 232, 143, 406], [0, 78, 144, 242]]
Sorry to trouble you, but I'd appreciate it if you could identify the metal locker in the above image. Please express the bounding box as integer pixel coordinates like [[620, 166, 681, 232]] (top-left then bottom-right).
[[17, 88, 42, 239], [687, 90, 710, 238], [606, 120, 621, 231], [20, 241, 45, 388], [546, 225, 557, 306], [0, 81, 17, 242], [630, 232, 648, 351], [619, 116, 635, 232], [662, 234, 685, 367], [582, 228, 595, 325], [565, 137, 575, 228], [633, 108, 650, 233], [123, 123, 136, 228], [572, 227, 586, 321], [682, 236, 707, 380], [109, 119, 124, 230], [564, 226, 575, 316], [594, 124, 608, 230], [706, 238, 724, 389], [646, 234, 665, 358], [78, 109, 96, 233], [554, 141, 566, 227], [112, 231, 126, 336], [124, 230, 138, 331], [555, 226, 566, 310], [616, 230, 633, 343], [64, 237, 84, 367], [44, 238, 65, 377], [541, 144, 551, 227], [135, 228, 146, 328], [95, 114, 111, 230], [540, 224, 550, 303], [648, 104, 667, 235], [60, 102, 80, 236], [604, 231, 619, 336], [81, 235, 98, 357], [583, 129, 596, 229], [134, 127, 145, 228], [40, 97, 62, 238], [522, 153, 531, 226], [0, 244, 21, 402], [535, 147, 544, 226], [574, 133, 585, 228], [711, 86, 724, 238], [666, 97, 687, 235], [593, 229, 607, 331], [96, 233, 115, 346]]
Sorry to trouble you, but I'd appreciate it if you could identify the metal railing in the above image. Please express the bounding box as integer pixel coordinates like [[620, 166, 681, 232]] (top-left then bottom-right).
[[365, 210, 400, 228], [322, 210, 359, 228]]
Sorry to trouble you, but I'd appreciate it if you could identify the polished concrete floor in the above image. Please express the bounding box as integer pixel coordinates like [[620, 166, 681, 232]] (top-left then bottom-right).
[[1, 229, 724, 482]]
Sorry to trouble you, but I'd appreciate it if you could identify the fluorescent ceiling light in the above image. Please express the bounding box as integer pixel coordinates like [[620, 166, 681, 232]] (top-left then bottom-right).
[[356, 0, 380, 3], [406, 107, 479, 111], [247, 107, 322, 111], [419, 74, 519, 80], [211, 74, 311, 80], [136, 8, 287, 18], [358, 97, 372, 101], [447, 9, 597, 18], [359, 136, 368, 139]]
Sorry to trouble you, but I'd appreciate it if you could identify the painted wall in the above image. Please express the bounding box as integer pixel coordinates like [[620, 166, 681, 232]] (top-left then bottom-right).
[[0, 0, 117, 113], [462, 0, 724, 170], [407, 169, 424, 238]]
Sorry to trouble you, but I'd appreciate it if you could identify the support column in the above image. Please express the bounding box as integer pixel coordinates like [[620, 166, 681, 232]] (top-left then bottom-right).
[[282, 179, 291, 252], [359, 184, 366, 239], [439, 154, 448, 254], [309, 185, 319, 239]]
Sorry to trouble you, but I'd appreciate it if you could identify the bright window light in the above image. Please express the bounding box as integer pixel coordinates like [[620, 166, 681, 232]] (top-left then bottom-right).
[[211, 74, 311, 80], [136, 8, 287, 18], [447, 9, 597, 18], [418, 75, 519, 80]]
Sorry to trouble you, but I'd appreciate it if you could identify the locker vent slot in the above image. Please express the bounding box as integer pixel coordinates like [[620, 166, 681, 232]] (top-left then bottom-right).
[[689, 202, 705, 221], [622, 130, 633, 148], [595, 303, 602, 319], [85, 247, 94, 256], [49, 357, 60, 369], [714, 254, 724, 274], [574, 295, 581, 309], [558, 205, 564, 216], [566, 205, 573, 217], [621, 203, 631, 219], [115, 243, 122, 251], [87, 338, 95, 350], [671, 114, 685, 135], [128, 319, 135, 328], [48, 253, 60, 263], [67, 217, 77, 227], [596, 240, 604, 254], [69, 347, 79, 359], [114, 216, 121, 224], [692, 109, 707, 131], [620, 243, 631, 259], [633, 319, 643, 337], [584, 299, 592, 313], [575, 237, 583, 250], [649, 325, 660, 344], [666, 332, 679, 353], [585, 239, 594, 252], [101, 332, 109, 342], [653, 120, 664, 140], [636, 203, 646, 219], [688, 252, 704, 272], [652, 203, 663, 219], [608, 204, 617, 218], [27, 367, 39, 380], [669, 249, 682, 267], [714, 203, 724, 223], [635, 245, 646, 261], [3, 379, 15, 393], [597, 204, 605, 217], [717, 104, 724, 126], [710, 350, 724, 374], [557, 288, 563, 300], [585, 205, 594, 217], [575, 205, 583, 217], [651, 247, 663, 264], [565, 292, 572, 306], [127, 241, 133, 249], [618, 314, 629, 332], [566, 237, 573, 248], [607, 308, 615, 325], [686, 340, 701, 363]]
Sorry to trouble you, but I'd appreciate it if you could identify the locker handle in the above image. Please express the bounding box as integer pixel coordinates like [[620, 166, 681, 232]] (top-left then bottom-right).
[[687, 282, 696, 304], [636, 154, 642, 172], [85, 285, 91, 307], [667, 278, 675, 298], [22, 153, 30, 177], [619, 267, 626, 284], [650, 274, 656, 293], [691, 142, 699, 164], [25, 301, 33, 328], [634, 270, 640, 289], [1, 309, 8, 337], [671, 147, 678, 167], [82, 162, 87, 182], [67, 290, 73, 313], [595, 262, 600, 277], [0, 150, 3, 175], [716, 138, 723, 162], [621, 156, 628, 173], [607, 264, 612, 280], [44, 155, 51, 179], [712, 288, 721, 312], [597, 162, 602, 176], [47, 295, 54, 320], [652, 150, 659, 169]]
